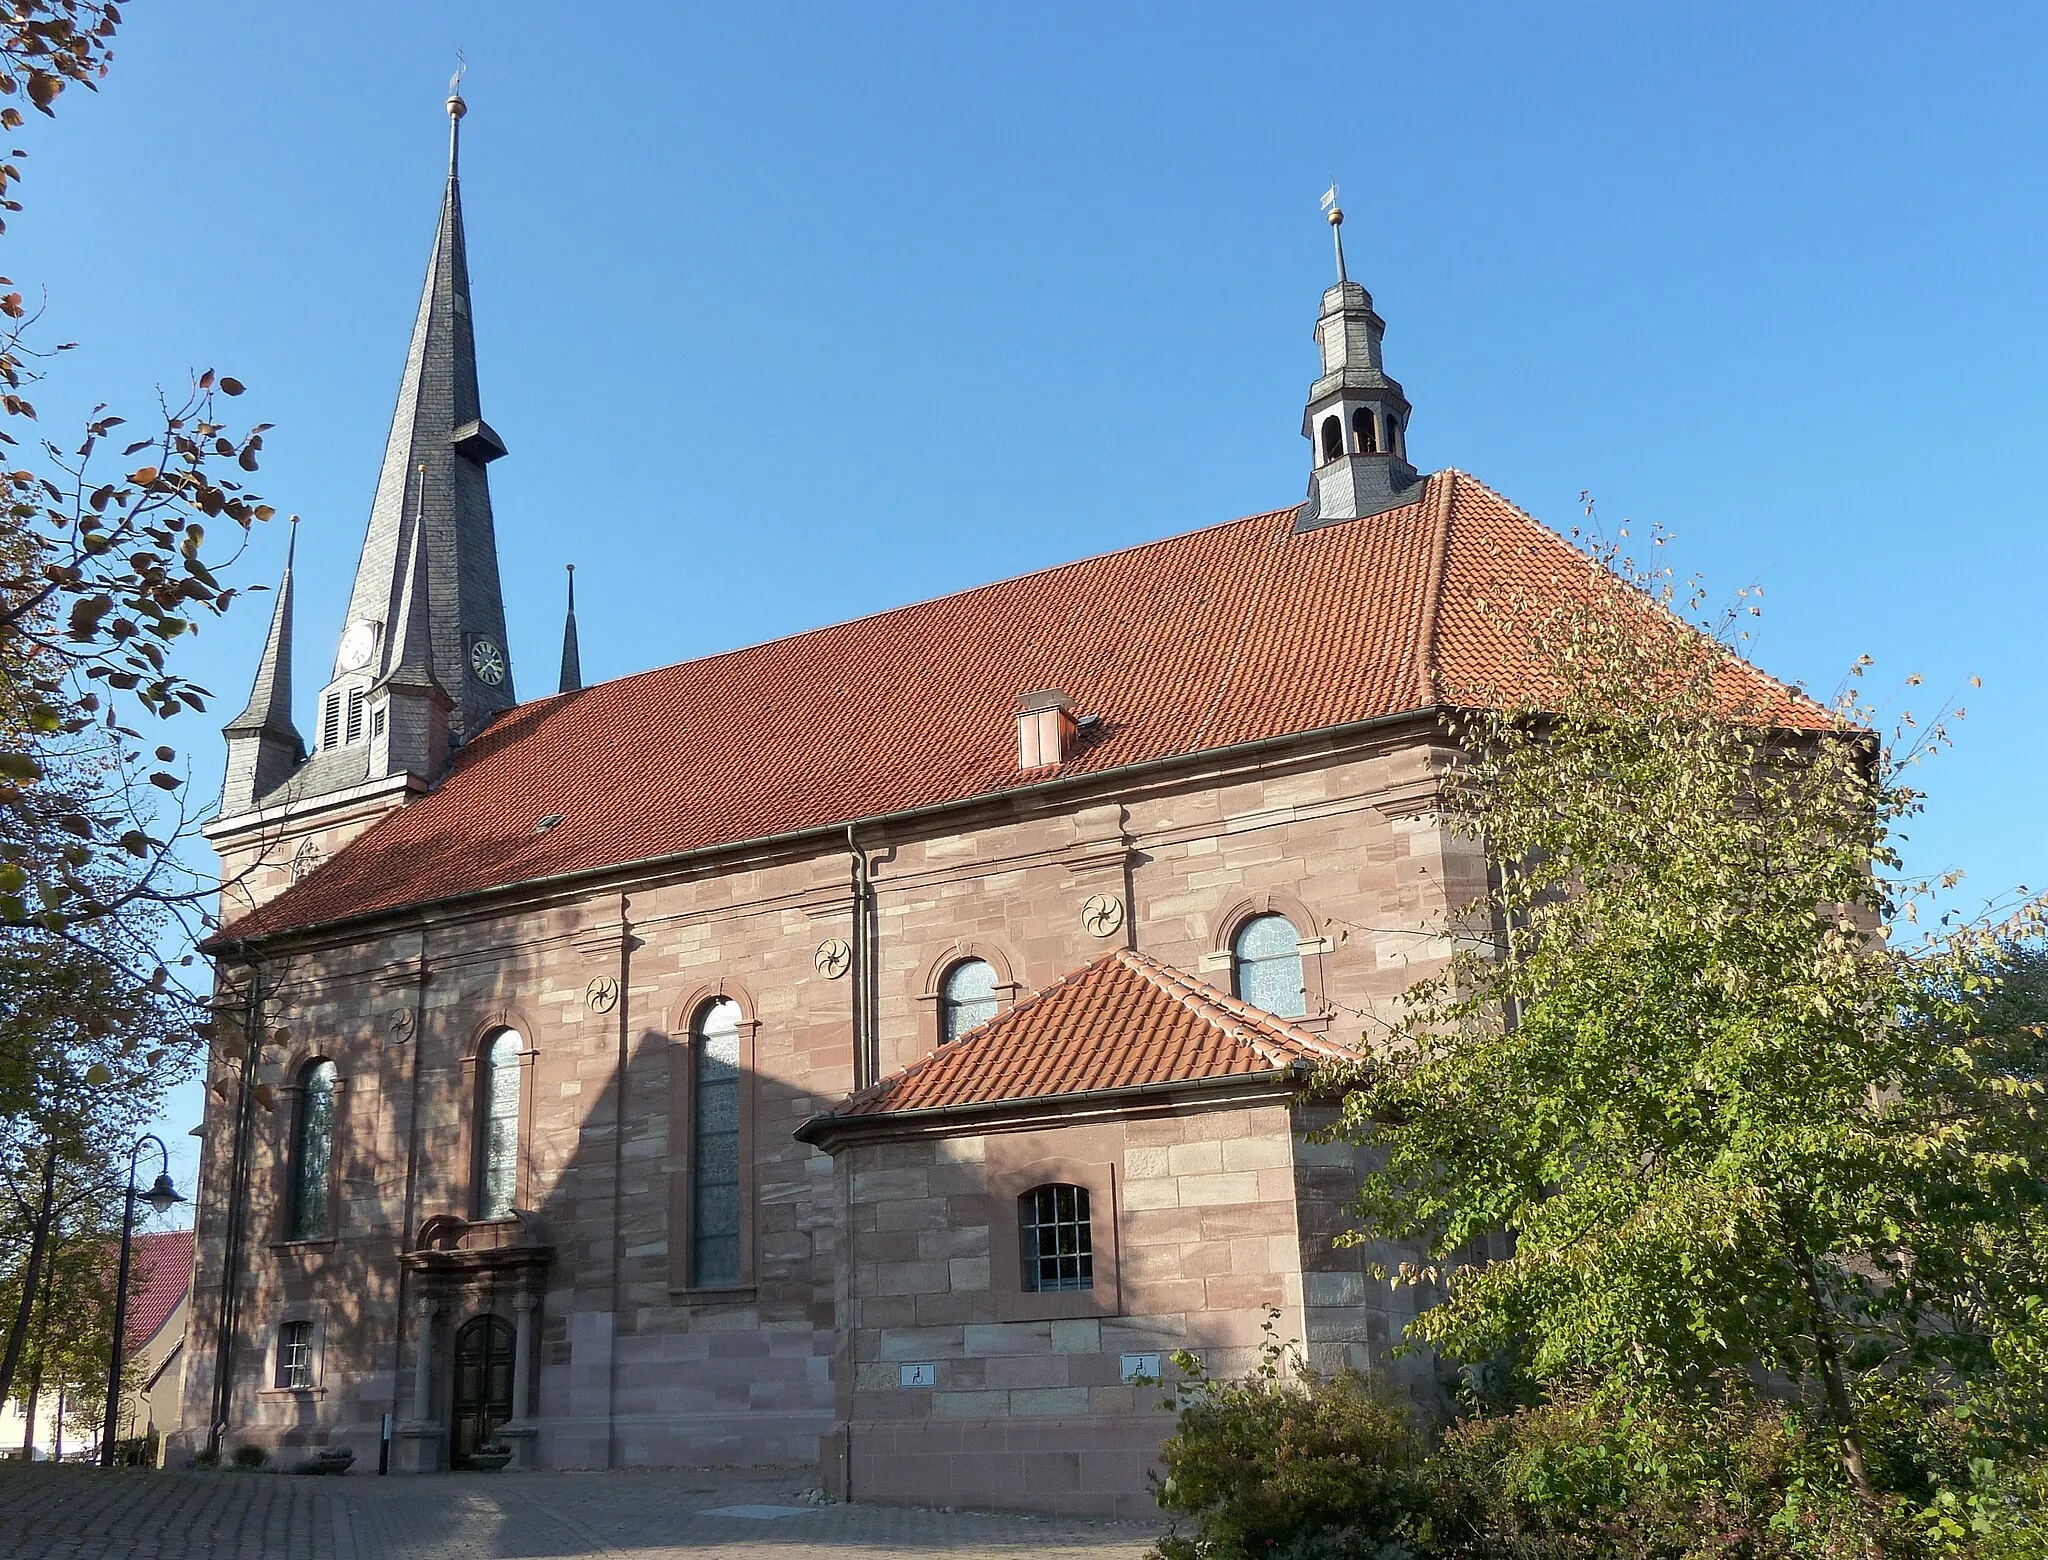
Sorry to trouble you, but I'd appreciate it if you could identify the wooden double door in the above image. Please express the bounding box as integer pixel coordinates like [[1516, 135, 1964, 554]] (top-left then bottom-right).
[[450, 1314, 515, 1468]]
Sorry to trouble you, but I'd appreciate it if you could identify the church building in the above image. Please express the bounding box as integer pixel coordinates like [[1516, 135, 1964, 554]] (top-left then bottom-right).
[[178, 92, 1806, 1514]]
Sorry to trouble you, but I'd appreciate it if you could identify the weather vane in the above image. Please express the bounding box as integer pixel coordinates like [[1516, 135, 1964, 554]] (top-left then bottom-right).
[[1321, 180, 1347, 284]]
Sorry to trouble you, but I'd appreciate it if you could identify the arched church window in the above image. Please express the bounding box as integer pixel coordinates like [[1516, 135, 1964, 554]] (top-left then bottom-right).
[[939, 959, 999, 1045], [289, 1059, 336, 1240], [1019, 1183, 1093, 1292], [1319, 415, 1343, 463], [1385, 414, 1401, 456], [1352, 407, 1377, 454], [477, 1030, 522, 1220], [690, 997, 744, 1287], [1233, 913, 1306, 1018]]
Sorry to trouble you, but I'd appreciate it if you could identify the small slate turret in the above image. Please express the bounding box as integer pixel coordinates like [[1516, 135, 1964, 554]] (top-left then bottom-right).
[[558, 564, 582, 695], [219, 526, 305, 815], [1296, 193, 1422, 529], [366, 468, 454, 783]]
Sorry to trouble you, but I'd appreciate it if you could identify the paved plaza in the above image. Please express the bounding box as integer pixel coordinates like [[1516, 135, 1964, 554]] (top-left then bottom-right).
[[0, 1465, 1161, 1560]]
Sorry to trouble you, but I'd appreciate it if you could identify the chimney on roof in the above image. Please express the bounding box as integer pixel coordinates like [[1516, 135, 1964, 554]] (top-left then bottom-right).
[[1016, 689, 1076, 770]]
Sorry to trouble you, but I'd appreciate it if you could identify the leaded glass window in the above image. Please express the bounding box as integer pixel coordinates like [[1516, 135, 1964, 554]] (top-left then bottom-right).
[[289, 1060, 336, 1240], [691, 998, 744, 1287], [1233, 914, 1306, 1018], [1020, 1183, 1093, 1292], [277, 1320, 316, 1389], [939, 959, 999, 1045], [478, 1031, 522, 1221]]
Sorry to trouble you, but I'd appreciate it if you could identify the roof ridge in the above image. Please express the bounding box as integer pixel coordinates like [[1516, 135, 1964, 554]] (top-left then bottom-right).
[[1435, 468, 1837, 726], [832, 946, 1133, 1113], [1414, 470, 1457, 709], [1116, 948, 1356, 1067]]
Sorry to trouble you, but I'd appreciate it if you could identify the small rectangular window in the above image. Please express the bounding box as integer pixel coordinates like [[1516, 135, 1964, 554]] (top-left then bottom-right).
[[321, 693, 342, 751], [371, 706, 386, 738], [344, 688, 367, 744], [277, 1320, 316, 1390]]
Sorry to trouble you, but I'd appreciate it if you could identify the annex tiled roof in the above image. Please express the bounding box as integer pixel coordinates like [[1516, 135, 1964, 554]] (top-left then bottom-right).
[[122, 1229, 193, 1354], [218, 470, 1827, 943], [811, 948, 1361, 1128]]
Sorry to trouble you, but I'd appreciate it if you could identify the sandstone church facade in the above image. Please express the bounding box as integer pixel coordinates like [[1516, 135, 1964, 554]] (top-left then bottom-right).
[[176, 94, 1804, 1513]]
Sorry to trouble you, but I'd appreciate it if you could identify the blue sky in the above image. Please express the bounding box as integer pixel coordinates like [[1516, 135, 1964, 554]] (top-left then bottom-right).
[[14, 2, 2044, 1203]]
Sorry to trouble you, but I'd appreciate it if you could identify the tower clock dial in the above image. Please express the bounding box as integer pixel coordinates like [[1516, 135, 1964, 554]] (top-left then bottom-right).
[[469, 637, 507, 686], [337, 620, 378, 672]]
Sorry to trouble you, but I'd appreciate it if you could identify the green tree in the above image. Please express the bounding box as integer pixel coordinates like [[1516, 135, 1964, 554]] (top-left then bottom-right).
[[0, 1, 278, 955], [1330, 533, 2048, 1549], [0, 909, 186, 1409]]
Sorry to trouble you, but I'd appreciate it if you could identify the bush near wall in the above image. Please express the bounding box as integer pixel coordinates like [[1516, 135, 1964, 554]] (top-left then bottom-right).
[[1147, 1342, 2047, 1560]]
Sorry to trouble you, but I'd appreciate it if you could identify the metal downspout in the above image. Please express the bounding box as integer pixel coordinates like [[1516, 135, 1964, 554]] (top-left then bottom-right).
[[209, 959, 263, 1454]]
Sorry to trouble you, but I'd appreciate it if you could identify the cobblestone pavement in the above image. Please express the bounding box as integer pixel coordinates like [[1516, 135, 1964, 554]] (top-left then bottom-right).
[[0, 1464, 1162, 1559]]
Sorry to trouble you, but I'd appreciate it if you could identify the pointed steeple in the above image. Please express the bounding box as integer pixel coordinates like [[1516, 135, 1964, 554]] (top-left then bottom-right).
[[558, 564, 582, 695], [311, 82, 515, 780], [220, 525, 306, 814], [1295, 190, 1422, 531]]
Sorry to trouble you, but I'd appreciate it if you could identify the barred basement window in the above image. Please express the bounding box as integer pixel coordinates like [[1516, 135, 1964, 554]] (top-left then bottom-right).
[[344, 688, 367, 744], [1020, 1183, 1093, 1293], [477, 1031, 522, 1220], [277, 1320, 315, 1390], [289, 1060, 336, 1240], [690, 998, 744, 1286]]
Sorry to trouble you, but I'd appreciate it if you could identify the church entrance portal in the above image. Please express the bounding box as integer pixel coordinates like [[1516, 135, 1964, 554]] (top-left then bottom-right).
[[450, 1314, 515, 1468]]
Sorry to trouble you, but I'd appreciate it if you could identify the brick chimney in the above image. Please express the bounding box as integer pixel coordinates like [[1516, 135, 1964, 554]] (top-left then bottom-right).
[[1015, 690, 1076, 770]]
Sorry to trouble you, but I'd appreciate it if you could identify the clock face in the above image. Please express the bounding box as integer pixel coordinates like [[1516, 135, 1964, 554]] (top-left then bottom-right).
[[337, 620, 378, 671], [469, 637, 507, 686]]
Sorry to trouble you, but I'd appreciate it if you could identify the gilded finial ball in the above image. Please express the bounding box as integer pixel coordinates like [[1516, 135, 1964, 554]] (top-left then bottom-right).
[[446, 91, 468, 121], [1326, 206, 1344, 228]]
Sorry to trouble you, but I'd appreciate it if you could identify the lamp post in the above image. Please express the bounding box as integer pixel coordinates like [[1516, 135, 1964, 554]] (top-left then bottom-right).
[[100, 1134, 183, 1468]]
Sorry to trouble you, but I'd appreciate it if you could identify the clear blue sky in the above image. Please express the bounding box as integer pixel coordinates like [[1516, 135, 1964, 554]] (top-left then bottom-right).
[[12, 3, 2044, 1204]]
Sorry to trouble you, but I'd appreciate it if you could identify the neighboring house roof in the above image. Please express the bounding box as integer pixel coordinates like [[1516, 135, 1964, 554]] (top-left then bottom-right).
[[216, 470, 1824, 945], [801, 948, 1362, 1138], [123, 1230, 193, 1355]]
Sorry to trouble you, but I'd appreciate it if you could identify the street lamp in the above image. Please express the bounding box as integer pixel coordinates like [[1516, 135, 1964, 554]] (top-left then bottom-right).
[[100, 1134, 183, 1468]]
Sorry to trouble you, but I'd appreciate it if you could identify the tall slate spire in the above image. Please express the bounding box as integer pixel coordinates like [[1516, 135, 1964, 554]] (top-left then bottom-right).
[[314, 80, 515, 771], [1295, 190, 1422, 531], [558, 565, 582, 695], [220, 524, 306, 814]]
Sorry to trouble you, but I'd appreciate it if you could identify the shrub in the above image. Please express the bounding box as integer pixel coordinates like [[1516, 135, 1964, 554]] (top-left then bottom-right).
[[1150, 1320, 1432, 1560], [229, 1444, 267, 1469], [1424, 1391, 1885, 1560]]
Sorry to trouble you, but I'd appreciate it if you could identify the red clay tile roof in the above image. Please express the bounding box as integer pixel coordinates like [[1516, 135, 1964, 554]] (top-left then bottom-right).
[[122, 1229, 193, 1353], [807, 948, 1363, 1129], [218, 471, 1826, 943]]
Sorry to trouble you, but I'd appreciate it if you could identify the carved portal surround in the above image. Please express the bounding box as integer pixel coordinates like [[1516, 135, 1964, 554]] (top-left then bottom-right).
[[393, 1210, 553, 1472]]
